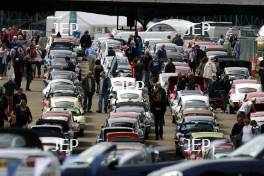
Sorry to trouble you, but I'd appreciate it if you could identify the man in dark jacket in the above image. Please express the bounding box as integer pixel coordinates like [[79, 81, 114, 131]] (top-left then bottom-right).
[[81, 71, 96, 112], [80, 30, 92, 50], [165, 58, 175, 73], [149, 57, 162, 78], [151, 83, 167, 140], [172, 34, 184, 46], [14, 88, 27, 107], [0, 87, 8, 127], [97, 71, 111, 113], [230, 116, 244, 148]]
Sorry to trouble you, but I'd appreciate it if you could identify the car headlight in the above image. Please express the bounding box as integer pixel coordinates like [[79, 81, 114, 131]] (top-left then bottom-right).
[[162, 171, 183, 176]]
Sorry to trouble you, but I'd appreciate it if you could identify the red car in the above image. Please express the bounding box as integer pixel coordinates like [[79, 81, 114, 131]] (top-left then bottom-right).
[[242, 92, 264, 111]]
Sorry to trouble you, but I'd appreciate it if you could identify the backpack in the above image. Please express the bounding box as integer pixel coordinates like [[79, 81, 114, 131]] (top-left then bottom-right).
[[30, 48, 37, 58]]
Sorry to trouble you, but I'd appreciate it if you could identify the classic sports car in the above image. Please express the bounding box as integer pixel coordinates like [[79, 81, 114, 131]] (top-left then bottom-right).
[[44, 97, 85, 135], [170, 90, 204, 122], [182, 132, 225, 160], [203, 142, 234, 160], [97, 127, 134, 143], [109, 89, 145, 108], [174, 95, 210, 122], [112, 102, 152, 139], [243, 92, 264, 111], [174, 121, 215, 155], [229, 83, 262, 113], [0, 128, 61, 176], [43, 70, 79, 87], [31, 125, 71, 162], [42, 79, 76, 96], [105, 117, 144, 143], [62, 142, 180, 176], [41, 111, 80, 136], [223, 67, 250, 81]]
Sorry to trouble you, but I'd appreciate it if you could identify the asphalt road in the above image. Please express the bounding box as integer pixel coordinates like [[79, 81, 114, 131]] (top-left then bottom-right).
[[0, 69, 237, 153]]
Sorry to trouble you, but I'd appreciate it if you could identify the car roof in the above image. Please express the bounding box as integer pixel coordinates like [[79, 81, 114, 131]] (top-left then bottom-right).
[[175, 66, 190, 70], [178, 90, 203, 96], [117, 89, 142, 94], [184, 116, 214, 121], [108, 117, 138, 123], [181, 95, 208, 102]]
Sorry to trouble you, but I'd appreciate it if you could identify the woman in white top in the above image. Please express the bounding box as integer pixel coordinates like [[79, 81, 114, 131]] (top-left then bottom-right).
[[0, 44, 9, 79], [241, 118, 254, 144]]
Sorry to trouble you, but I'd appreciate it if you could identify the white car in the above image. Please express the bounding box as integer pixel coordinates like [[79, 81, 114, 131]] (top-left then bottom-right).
[[48, 96, 85, 134], [42, 79, 75, 96], [110, 89, 145, 107], [0, 149, 60, 176], [110, 77, 144, 93], [159, 73, 178, 90], [229, 83, 262, 113]]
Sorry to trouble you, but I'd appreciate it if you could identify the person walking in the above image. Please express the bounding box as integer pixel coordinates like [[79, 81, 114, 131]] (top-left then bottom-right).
[[0, 44, 9, 80], [259, 58, 264, 91], [0, 87, 8, 127], [165, 58, 175, 73], [142, 51, 152, 85], [188, 46, 197, 75], [81, 71, 95, 113], [149, 57, 162, 79], [230, 115, 244, 148], [203, 56, 217, 92], [222, 75, 231, 112], [177, 73, 186, 91], [97, 71, 111, 113], [238, 97, 256, 118], [93, 59, 104, 93], [151, 83, 167, 140], [12, 47, 24, 89], [80, 30, 92, 50], [13, 88, 27, 107], [197, 56, 208, 77], [241, 118, 255, 145], [3, 77, 16, 115], [156, 44, 167, 63], [14, 99, 32, 128], [187, 73, 195, 90], [24, 50, 33, 91], [135, 59, 143, 81]]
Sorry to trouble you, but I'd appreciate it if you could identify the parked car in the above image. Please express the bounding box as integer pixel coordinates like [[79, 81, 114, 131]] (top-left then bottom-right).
[[105, 117, 144, 143], [97, 127, 135, 143], [0, 128, 60, 176], [203, 142, 234, 159], [222, 67, 250, 81], [108, 56, 131, 78], [174, 122, 215, 155], [43, 70, 79, 87], [229, 83, 262, 113], [41, 111, 80, 136], [31, 125, 71, 162]]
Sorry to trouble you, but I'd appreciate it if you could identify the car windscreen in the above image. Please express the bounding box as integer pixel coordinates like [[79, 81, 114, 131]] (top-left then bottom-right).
[[120, 93, 140, 100], [227, 70, 248, 76], [108, 42, 121, 49], [117, 58, 129, 66], [115, 106, 145, 113], [238, 88, 257, 94], [0, 134, 26, 148], [111, 122, 134, 128], [52, 74, 72, 80], [54, 101, 75, 108], [32, 128, 64, 138], [180, 123, 214, 133], [165, 46, 177, 52]]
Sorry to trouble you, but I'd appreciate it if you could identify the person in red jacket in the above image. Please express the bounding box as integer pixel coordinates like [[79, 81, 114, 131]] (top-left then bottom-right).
[[131, 58, 137, 78]]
